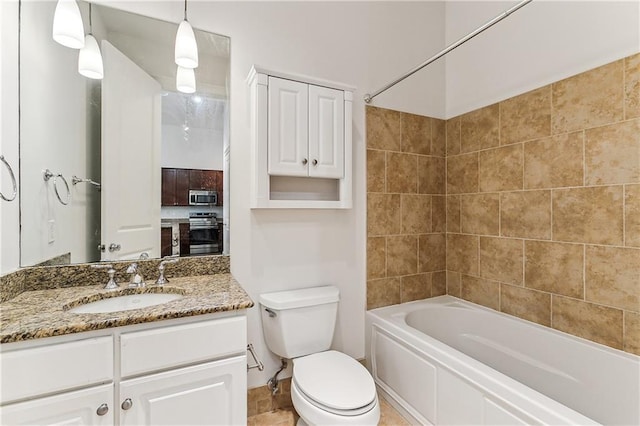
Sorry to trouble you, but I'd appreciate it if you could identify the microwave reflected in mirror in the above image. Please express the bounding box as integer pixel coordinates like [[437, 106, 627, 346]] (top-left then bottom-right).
[[189, 190, 218, 206]]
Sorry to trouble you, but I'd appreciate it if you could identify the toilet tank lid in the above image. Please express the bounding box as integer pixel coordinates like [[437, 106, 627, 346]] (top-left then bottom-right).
[[259, 286, 339, 310]]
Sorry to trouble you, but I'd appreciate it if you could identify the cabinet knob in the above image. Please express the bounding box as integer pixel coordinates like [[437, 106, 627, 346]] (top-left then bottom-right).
[[302, 158, 308, 165], [96, 403, 109, 416], [312, 159, 318, 166], [121, 398, 133, 410], [108, 243, 121, 252]]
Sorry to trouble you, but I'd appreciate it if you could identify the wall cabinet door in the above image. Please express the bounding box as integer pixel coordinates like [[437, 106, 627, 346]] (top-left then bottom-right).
[[308, 85, 344, 178], [119, 356, 246, 426], [161, 168, 177, 206], [0, 384, 114, 426], [175, 169, 190, 206], [161, 168, 189, 206], [268, 77, 309, 177]]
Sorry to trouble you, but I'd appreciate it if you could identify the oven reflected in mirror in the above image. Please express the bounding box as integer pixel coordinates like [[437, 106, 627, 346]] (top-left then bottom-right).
[[19, 1, 230, 267]]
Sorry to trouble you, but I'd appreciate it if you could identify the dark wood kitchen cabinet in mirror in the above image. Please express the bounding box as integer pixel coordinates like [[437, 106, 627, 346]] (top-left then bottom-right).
[[179, 223, 190, 256], [189, 170, 217, 191], [161, 227, 173, 257], [161, 168, 190, 206], [162, 168, 223, 207]]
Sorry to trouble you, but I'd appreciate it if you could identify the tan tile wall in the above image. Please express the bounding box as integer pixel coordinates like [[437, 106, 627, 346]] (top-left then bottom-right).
[[446, 53, 640, 355], [366, 107, 447, 309], [366, 53, 639, 356]]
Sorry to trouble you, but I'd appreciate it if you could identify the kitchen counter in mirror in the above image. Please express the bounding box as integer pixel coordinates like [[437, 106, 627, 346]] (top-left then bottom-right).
[[0, 274, 253, 344]]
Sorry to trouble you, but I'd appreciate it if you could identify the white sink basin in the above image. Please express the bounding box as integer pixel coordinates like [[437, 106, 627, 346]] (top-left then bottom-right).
[[68, 293, 183, 314]]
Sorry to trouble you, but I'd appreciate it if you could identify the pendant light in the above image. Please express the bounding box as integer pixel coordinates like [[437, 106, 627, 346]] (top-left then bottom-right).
[[52, 0, 85, 49], [176, 66, 196, 94], [174, 0, 198, 69], [78, 4, 104, 80]]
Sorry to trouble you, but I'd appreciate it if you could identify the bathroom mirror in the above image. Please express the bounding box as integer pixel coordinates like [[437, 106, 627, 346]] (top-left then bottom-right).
[[19, 1, 230, 267]]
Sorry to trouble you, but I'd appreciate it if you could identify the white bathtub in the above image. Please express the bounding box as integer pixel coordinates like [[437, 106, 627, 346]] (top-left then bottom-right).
[[365, 296, 640, 425]]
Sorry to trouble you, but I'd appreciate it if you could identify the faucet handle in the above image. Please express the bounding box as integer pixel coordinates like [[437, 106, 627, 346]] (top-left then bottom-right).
[[91, 264, 119, 290], [126, 262, 145, 288], [156, 257, 179, 286]]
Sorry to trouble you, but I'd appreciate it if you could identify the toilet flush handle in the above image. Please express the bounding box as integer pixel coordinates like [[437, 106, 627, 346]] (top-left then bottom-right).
[[265, 308, 277, 318]]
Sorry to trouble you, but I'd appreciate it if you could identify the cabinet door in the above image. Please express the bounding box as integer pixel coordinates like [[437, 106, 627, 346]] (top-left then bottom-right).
[[175, 169, 190, 206], [179, 222, 190, 256], [189, 169, 203, 190], [0, 384, 113, 426], [161, 168, 176, 206], [161, 227, 172, 257], [202, 170, 217, 191], [308, 85, 344, 178], [119, 356, 246, 426], [214, 170, 223, 206], [268, 77, 309, 177]]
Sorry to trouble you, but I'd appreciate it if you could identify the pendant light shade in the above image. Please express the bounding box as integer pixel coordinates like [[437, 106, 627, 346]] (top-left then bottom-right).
[[78, 35, 103, 79], [176, 66, 196, 93], [175, 20, 198, 69], [52, 0, 85, 49]]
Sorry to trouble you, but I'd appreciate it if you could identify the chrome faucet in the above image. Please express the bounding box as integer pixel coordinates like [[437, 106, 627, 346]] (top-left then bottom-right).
[[92, 264, 119, 290], [156, 256, 179, 286], [126, 262, 145, 288]]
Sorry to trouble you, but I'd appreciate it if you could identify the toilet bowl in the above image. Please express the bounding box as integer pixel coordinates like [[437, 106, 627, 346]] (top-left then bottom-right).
[[291, 351, 379, 426], [259, 286, 381, 426]]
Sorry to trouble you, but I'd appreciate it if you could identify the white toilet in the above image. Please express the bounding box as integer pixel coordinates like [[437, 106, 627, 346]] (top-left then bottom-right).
[[260, 286, 380, 426]]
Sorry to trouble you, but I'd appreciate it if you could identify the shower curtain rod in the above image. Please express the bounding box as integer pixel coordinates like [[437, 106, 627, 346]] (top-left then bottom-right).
[[364, 0, 533, 103]]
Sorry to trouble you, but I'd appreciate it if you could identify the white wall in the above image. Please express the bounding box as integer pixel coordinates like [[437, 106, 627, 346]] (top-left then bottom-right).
[[0, 0, 20, 275], [161, 125, 224, 170], [445, 0, 640, 117]]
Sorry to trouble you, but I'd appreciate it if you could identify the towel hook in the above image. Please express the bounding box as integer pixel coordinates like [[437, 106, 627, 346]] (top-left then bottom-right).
[[0, 155, 17, 202]]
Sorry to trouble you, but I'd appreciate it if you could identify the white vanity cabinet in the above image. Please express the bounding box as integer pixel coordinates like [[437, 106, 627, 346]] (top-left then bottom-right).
[[119, 357, 245, 426], [0, 336, 114, 425], [0, 313, 247, 426], [1, 385, 114, 426], [249, 66, 354, 209]]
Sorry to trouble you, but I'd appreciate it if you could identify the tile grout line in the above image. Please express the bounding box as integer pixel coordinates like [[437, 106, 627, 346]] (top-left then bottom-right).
[[622, 57, 627, 121], [623, 184, 626, 247], [582, 130, 586, 187], [582, 244, 586, 301]]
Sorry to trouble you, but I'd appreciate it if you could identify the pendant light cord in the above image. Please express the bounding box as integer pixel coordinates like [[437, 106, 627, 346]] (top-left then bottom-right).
[[88, 3, 93, 35], [184, 0, 188, 21]]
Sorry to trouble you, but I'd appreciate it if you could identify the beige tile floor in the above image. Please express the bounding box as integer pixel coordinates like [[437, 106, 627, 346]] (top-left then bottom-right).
[[247, 396, 410, 426]]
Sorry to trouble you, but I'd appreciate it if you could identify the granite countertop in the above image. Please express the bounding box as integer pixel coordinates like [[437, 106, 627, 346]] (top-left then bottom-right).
[[0, 274, 254, 344]]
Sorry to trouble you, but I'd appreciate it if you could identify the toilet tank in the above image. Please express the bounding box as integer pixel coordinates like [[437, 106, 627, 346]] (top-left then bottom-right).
[[259, 286, 339, 359]]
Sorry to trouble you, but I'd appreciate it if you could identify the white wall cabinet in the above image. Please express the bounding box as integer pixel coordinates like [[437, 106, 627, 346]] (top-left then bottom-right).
[[268, 77, 344, 180], [0, 313, 247, 426], [249, 67, 354, 208]]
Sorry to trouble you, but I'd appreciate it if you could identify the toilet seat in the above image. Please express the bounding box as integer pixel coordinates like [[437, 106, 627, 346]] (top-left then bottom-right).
[[293, 350, 377, 416]]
